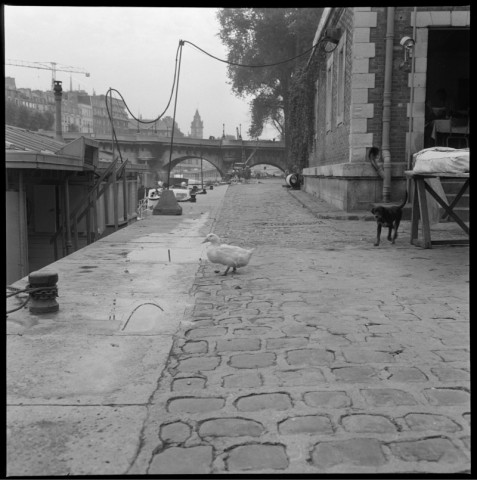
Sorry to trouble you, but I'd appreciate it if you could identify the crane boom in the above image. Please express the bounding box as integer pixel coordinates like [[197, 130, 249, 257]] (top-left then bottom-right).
[[5, 59, 90, 86]]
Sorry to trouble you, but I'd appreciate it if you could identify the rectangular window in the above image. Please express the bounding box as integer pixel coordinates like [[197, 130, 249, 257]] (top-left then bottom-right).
[[336, 32, 347, 126], [326, 56, 333, 132]]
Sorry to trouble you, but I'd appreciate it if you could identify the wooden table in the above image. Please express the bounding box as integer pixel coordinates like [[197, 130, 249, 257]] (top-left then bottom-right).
[[404, 171, 469, 248]]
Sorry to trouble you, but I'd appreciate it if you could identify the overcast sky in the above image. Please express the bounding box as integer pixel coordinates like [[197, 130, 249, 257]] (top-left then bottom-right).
[[4, 6, 277, 140]]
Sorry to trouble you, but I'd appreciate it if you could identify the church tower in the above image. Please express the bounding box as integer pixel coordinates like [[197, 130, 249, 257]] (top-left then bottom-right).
[[190, 109, 204, 139]]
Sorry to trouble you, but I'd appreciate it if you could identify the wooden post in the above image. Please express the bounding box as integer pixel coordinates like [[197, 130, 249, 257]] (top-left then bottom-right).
[[416, 178, 432, 248], [111, 92, 118, 231], [64, 176, 73, 255], [122, 170, 128, 223], [73, 214, 79, 251], [92, 184, 98, 242], [18, 171, 28, 278]]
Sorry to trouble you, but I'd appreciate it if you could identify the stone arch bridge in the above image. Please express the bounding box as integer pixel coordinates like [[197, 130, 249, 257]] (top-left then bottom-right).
[[72, 134, 287, 177]]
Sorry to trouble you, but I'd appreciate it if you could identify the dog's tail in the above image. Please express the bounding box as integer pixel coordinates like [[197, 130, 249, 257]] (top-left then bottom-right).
[[399, 190, 408, 209]]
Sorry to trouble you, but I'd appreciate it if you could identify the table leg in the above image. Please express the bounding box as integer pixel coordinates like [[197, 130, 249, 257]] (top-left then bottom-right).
[[416, 178, 432, 248], [410, 180, 420, 245]]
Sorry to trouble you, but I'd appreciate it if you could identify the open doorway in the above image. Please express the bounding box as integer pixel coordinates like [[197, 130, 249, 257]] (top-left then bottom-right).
[[424, 28, 469, 148]]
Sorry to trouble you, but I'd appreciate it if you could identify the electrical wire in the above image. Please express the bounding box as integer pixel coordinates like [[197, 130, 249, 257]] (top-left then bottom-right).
[[104, 35, 336, 131], [105, 41, 182, 126], [102, 34, 338, 156], [183, 37, 336, 68]]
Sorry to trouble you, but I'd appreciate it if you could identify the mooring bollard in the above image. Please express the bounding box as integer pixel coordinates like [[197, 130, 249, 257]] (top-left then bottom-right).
[[28, 270, 59, 314]]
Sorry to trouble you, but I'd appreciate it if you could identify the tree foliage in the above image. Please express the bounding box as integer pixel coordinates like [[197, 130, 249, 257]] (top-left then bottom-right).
[[217, 7, 323, 154], [6, 100, 54, 131], [288, 51, 321, 171]]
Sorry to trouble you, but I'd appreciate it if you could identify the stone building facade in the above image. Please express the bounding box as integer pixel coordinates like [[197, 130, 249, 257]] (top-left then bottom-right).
[[303, 6, 470, 211]]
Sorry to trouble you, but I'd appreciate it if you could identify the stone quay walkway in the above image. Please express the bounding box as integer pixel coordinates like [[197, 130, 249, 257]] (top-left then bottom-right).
[[130, 180, 470, 475]]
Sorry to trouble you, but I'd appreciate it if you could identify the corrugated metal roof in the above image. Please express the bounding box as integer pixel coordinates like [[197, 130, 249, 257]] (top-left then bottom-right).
[[5, 125, 66, 154]]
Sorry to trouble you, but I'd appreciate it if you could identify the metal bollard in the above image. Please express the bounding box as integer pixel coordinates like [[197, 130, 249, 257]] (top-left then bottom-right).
[[28, 270, 59, 314]]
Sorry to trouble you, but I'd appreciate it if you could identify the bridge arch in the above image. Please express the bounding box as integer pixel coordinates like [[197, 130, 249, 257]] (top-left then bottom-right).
[[246, 159, 287, 173], [167, 155, 225, 177]]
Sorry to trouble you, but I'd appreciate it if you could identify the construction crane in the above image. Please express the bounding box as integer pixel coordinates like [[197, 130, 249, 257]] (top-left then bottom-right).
[[5, 59, 90, 90]]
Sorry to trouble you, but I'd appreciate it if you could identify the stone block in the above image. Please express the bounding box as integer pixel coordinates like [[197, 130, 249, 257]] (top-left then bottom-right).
[[229, 352, 276, 369], [167, 396, 225, 413], [332, 366, 378, 382], [354, 11, 377, 27], [351, 88, 368, 104], [415, 11, 432, 27], [389, 437, 467, 464], [341, 414, 398, 433], [430, 366, 470, 382], [278, 415, 333, 435], [451, 10, 470, 26], [172, 377, 206, 391], [226, 444, 288, 471], [403, 413, 461, 432], [430, 11, 451, 26], [353, 43, 376, 59], [350, 118, 368, 134], [349, 147, 368, 163], [416, 28, 428, 43], [186, 327, 227, 339], [235, 392, 292, 411], [353, 27, 370, 43], [216, 337, 260, 352], [352, 73, 375, 89], [222, 371, 262, 388], [360, 388, 417, 406], [199, 417, 264, 437], [414, 57, 427, 74], [385, 366, 428, 382], [276, 368, 326, 386], [286, 348, 334, 366], [423, 388, 470, 406], [149, 446, 213, 474], [266, 337, 307, 349], [310, 438, 387, 468], [182, 340, 208, 354], [351, 58, 369, 74], [349, 133, 374, 147], [408, 72, 426, 88], [412, 85, 426, 102], [414, 42, 428, 58], [351, 103, 374, 118], [160, 421, 192, 443], [176, 356, 220, 372], [303, 391, 351, 408]]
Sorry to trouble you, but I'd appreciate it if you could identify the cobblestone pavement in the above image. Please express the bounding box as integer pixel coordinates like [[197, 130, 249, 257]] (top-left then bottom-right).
[[131, 180, 470, 475]]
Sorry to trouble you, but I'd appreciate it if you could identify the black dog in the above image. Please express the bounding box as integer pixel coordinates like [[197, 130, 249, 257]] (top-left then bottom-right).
[[371, 191, 408, 246]]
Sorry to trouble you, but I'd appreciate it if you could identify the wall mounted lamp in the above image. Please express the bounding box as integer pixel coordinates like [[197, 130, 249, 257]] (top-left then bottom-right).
[[399, 36, 415, 69]]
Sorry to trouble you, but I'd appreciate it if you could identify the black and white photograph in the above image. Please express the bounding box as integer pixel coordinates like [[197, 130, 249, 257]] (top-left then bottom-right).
[[5, 6, 470, 476]]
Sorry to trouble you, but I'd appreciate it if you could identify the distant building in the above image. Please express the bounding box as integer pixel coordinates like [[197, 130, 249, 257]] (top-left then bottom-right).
[[127, 115, 184, 137], [190, 109, 203, 138], [5, 78, 130, 135]]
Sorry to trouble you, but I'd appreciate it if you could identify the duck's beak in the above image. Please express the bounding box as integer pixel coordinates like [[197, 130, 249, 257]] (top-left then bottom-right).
[[201, 238, 209, 244]]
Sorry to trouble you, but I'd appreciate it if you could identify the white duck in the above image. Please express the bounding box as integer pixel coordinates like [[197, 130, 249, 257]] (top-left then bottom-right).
[[202, 233, 254, 276]]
